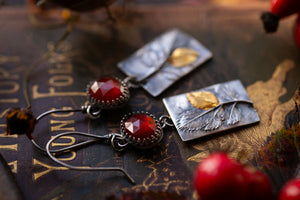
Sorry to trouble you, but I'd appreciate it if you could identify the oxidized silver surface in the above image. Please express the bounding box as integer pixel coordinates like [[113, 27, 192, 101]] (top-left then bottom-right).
[[118, 29, 213, 97], [162, 80, 260, 141]]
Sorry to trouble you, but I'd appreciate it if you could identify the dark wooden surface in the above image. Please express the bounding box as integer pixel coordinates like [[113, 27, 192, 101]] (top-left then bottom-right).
[[0, 1, 299, 199]]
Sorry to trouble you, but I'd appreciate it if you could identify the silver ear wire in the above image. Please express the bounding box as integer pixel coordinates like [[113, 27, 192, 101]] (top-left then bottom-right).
[[36, 105, 102, 121], [32, 105, 101, 153], [45, 131, 135, 184]]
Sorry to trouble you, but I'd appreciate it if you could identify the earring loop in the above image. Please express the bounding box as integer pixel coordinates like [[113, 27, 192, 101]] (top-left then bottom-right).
[[43, 111, 174, 184], [45, 131, 135, 184], [31, 106, 101, 153]]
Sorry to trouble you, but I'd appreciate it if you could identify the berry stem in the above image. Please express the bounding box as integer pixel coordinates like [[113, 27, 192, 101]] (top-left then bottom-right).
[[23, 19, 75, 109]]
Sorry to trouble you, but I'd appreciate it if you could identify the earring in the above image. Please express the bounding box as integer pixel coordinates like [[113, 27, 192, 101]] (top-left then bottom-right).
[[5, 76, 136, 153], [44, 111, 173, 184]]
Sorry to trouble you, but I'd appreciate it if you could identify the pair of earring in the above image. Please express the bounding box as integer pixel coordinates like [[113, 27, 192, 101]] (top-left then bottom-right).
[[5, 29, 214, 183], [5, 76, 173, 184]]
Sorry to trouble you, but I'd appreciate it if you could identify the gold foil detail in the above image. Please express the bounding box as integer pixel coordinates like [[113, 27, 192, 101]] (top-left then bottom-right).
[[122, 134, 190, 194], [186, 91, 219, 110], [168, 48, 198, 67]]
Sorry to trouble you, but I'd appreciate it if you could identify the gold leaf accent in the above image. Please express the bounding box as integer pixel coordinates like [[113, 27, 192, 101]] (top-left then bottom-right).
[[168, 48, 198, 67], [186, 91, 219, 110]]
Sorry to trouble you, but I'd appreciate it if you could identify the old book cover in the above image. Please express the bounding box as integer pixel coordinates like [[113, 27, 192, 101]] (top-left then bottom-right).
[[0, 1, 299, 199]]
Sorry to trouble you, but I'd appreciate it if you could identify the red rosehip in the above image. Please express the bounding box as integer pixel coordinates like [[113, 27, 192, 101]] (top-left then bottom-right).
[[278, 178, 300, 200], [293, 15, 300, 48], [244, 167, 273, 200], [270, 0, 300, 19], [194, 152, 248, 200]]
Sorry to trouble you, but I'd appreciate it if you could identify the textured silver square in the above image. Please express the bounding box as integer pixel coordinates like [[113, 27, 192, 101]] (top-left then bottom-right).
[[118, 29, 212, 97], [163, 80, 260, 141]]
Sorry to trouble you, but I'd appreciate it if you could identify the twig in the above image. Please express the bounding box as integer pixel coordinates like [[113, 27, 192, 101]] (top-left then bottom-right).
[[23, 20, 74, 109]]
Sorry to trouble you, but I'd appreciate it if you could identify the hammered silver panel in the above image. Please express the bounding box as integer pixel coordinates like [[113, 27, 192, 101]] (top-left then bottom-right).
[[162, 80, 260, 141], [118, 29, 212, 97]]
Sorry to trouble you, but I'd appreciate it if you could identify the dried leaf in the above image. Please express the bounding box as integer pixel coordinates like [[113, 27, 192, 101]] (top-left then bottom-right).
[[186, 91, 219, 110], [168, 47, 198, 67], [5, 107, 36, 139], [252, 124, 300, 190]]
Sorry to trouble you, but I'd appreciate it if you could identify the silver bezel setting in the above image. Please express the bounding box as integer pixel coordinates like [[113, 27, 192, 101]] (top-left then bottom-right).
[[87, 77, 130, 109], [120, 111, 163, 149]]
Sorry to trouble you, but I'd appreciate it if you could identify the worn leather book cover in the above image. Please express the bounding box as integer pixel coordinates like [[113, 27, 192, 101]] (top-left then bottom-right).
[[0, 1, 299, 199]]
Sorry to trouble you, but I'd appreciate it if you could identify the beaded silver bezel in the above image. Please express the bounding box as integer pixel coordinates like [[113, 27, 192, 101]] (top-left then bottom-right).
[[86, 77, 130, 109], [120, 111, 163, 149]]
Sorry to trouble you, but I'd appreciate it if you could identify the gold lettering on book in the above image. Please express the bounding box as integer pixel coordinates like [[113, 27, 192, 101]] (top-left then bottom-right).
[[49, 63, 72, 74], [0, 98, 19, 103], [0, 67, 19, 80], [0, 124, 17, 138], [0, 82, 19, 94], [8, 160, 17, 174], [51, 136, 75, 147], [0, 57, 21, 175], [50, 135, 77, 161], [30, 43, 82, 181], [50, 120, 75, 132], [0, 109, 9, 118], [0, 66, 20, 103], [54, 151, 76, 162], [32, 158, 68, 180], [0, 110, 17, 137], [0, 55, 20, 64], [31, 42, 85, 99], [50, 107, 74, 118], [32, 85, 86, 99], [49, 107, 77, 161], [49, 75, 73, 87], [0, 144, 18, 151]]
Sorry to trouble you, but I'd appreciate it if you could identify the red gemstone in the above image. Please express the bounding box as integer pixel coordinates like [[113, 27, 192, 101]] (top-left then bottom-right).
[[122, 113, 157, 141], [89, 77, 123, 102]]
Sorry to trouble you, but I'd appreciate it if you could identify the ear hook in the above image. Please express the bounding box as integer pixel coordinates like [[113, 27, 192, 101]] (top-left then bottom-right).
[[31, 105, 102, 153], [45, 131, 135, 184]]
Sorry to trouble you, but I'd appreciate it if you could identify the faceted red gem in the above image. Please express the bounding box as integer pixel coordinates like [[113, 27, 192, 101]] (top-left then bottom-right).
[[123, 114, 157, 140], [89, 77, 123, 101]]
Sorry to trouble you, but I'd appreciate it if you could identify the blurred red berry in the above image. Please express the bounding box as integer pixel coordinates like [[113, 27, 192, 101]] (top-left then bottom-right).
[[279, 178, 300, 200], [194, 152, 248, 200], [244, 167, 273, 200]]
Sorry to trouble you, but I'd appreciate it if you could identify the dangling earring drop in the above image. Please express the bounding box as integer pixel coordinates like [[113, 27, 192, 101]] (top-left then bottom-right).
[[5, 76, 134, 152], [44, 111, 173, 184], [86, 77, 130, 112]]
